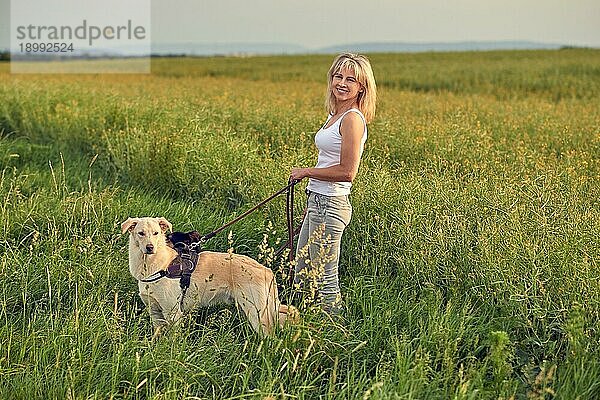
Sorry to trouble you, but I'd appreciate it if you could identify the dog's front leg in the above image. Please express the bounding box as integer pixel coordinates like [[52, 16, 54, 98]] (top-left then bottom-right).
[[140, 292, 168, 336], [164, 305, 183, 326], [151, 325, 163, 340]]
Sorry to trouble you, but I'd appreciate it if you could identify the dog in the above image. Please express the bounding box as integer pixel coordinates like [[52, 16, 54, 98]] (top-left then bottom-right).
[[121, 217, 297, 338]]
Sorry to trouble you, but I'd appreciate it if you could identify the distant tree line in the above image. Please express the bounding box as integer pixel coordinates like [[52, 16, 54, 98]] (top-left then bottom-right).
[[0, 51, 9, 61]]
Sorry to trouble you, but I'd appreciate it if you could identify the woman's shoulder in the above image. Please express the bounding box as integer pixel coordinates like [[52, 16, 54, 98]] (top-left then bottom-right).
[[339, 109, 367, 138], [340, 109, 366, 128], [341, 108, 366, 124]]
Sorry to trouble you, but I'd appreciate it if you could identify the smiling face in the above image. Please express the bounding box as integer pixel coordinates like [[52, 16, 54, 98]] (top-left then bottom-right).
[[121, 217, 172, 255], [331, 67, 362, 104]]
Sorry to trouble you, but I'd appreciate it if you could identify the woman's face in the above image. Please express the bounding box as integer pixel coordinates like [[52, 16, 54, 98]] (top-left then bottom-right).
[[331, 67, 362, 104]]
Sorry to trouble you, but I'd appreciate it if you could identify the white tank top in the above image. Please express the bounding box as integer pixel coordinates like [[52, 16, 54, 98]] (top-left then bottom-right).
[[306, 108, 367, 196]]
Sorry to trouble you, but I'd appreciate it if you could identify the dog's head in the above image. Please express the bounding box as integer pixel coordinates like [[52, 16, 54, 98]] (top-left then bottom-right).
[[121, 217, 172, 255], [166, 230, 201, 248]]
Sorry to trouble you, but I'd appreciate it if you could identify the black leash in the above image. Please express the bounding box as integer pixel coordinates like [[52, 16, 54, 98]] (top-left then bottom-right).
[[199, 179, 299, 243], [286, 178, 295, 262], [274, 183, 304, 256]]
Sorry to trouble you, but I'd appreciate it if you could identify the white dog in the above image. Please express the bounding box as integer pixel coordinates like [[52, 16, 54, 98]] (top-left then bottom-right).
[[121, 217, 297, 338]]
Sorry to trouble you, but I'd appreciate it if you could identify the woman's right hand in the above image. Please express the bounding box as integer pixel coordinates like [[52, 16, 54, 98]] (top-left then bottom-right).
[[290, 167, 310, 182]]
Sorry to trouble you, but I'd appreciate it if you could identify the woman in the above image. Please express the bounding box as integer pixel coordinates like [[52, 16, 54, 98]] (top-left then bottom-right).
[[290, 53, 377, 315]]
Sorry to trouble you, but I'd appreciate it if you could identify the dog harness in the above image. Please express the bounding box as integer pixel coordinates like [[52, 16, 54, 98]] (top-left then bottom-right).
[[140, 242, 201, 311]]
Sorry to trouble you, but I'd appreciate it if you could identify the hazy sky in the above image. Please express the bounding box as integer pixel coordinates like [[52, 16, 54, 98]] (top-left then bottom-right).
[[1, 0, 599, 49]]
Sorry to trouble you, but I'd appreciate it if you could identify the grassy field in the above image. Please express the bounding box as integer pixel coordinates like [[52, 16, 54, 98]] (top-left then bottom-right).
[[0, 49, 599, 399]]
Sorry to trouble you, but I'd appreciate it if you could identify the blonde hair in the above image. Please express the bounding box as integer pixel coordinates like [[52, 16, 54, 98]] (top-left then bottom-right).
[[325, 53, 377, 123]]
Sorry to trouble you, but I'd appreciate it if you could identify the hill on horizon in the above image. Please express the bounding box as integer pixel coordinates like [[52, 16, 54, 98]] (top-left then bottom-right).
[[148, 40, 570, 56]]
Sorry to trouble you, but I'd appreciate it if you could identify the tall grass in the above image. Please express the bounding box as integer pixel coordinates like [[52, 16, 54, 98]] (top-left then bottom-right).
[[0, 49, 599, 399]]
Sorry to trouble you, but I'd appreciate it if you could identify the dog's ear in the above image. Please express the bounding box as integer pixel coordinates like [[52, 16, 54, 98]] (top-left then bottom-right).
[[157, 217, 172, 234], [121, 217, 139, 234]]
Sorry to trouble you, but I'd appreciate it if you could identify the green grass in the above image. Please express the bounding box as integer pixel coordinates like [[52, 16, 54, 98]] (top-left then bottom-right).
[[0, 49, 599, 399]]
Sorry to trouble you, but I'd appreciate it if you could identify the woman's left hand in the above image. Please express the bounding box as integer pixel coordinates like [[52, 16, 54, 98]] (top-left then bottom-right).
[[290, 167, 310, 181]]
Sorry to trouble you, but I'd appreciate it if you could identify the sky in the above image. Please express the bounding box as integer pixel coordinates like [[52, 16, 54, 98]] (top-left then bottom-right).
[[1, 0, 599, 50]]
